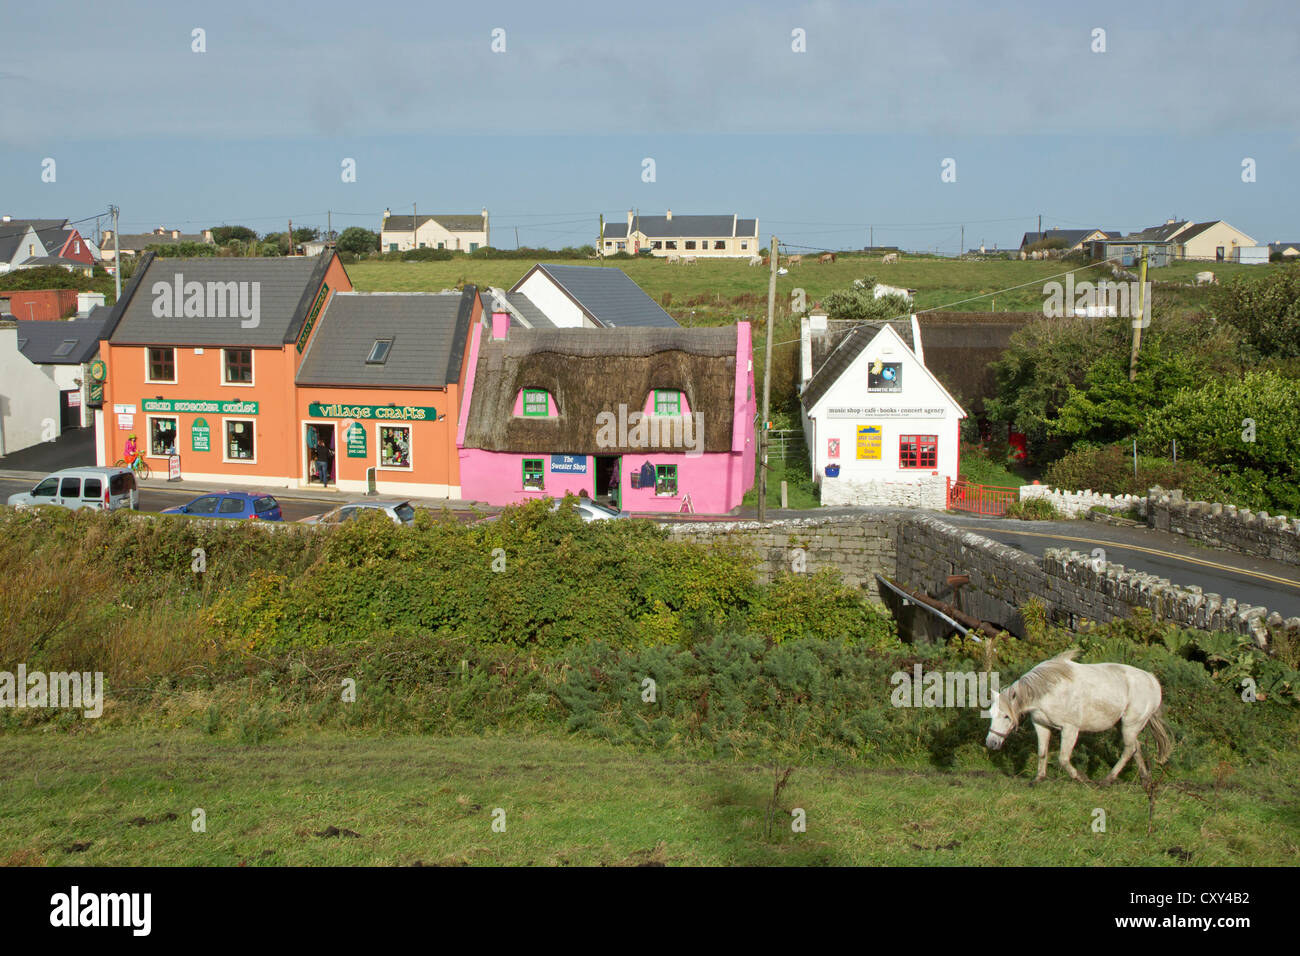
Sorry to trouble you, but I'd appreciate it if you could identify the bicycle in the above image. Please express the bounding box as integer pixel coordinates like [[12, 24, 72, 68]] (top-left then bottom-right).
[[114, 456, 153, 480]]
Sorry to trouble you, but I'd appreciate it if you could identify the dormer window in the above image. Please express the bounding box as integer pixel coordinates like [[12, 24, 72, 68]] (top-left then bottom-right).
[[522, 389, 550, 417], [653, 390, 682, 415], [366, 339, 393, 365]]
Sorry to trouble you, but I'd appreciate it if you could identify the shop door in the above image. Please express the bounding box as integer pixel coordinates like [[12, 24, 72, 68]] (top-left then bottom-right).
[[60, 390, 80, 430], [594, 455, 621, 510], [306, 423, 336, 484]]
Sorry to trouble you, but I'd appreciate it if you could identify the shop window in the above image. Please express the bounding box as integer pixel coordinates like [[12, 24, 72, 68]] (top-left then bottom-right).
[[147, 347, 176, 383], [654, 390, 681, 415], [522, 389, 549, 417], [149, 416, 178, 457], [899, 434, 938, 469], [379, 425, 411, 468], [522, 458, 544, 490], [224, 348, 253, 384], [654, 465, 678, 496], [225, 419, 255, 461]]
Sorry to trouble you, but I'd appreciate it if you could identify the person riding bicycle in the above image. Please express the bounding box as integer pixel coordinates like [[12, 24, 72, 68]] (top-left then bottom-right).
[[124, 433, 139, 465]]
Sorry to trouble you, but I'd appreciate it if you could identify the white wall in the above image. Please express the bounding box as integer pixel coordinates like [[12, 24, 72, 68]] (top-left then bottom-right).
[[515, 272, 594, 328], [0, 325, 62, 456]]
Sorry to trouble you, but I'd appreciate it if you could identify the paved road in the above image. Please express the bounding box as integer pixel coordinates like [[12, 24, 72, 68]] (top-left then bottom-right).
[[940, 514, 1300, 619], [0, 477, 336, 523]]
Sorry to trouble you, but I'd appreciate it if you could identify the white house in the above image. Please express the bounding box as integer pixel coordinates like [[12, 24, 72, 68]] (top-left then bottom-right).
[[799, 313, 965, 509], [0, 316, 103, 456], [506, 263, 678, 328], [600, 210, 760, 258], [381, 209, 489, 252]]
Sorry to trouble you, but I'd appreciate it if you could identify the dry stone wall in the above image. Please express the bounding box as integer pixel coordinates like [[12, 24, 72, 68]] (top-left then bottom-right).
[[1148, 488, 1300, 567]]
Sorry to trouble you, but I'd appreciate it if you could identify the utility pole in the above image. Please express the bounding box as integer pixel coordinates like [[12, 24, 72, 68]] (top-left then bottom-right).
[[869, 226, 873, 251], [327, 210, 332, 244], [287, 219, 294, 255], [598, 214, 604, 260], [1037, 213, 1042, 237], [960, 224, 964, 257], [515, 226, 520, 249], [758, 235, 778, 522], [412, 202, 417, 251], [110, 205, 120, 302], [1129, 246, 1149, 382]]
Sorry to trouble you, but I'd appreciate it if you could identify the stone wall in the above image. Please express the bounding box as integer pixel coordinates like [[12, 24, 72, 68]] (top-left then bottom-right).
[[1148, 488, 1300, 567], [1019, 483, 1146, 518], [819, 475, 947, 510]]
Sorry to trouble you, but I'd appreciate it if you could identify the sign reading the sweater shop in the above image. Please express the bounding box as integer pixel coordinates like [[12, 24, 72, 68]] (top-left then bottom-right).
[[549, 454, 588, 474], [307, 403, 436, 421], [827, 406, 946, 419], [191, 417, 211, 452], [345, 422, 367, 457], [142, 399, 259, 415]]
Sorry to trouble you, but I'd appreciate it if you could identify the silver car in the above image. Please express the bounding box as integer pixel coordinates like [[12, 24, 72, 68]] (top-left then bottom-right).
[[299, 500, 417, 526], [7, 466, 139, 512], [551, 498, 626, 522]]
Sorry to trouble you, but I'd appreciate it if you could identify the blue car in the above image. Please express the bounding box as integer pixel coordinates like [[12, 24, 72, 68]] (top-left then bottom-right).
[[161, 491, 283, 521]]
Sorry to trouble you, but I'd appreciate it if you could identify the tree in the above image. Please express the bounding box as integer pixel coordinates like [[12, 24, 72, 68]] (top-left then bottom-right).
[[209, 225, 258, 245], [337, 227, 379, 257], [1210, 269, 1300, 359]]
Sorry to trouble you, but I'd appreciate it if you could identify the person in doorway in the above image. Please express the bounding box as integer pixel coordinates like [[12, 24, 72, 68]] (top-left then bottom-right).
[[314, 436, 332, 488]]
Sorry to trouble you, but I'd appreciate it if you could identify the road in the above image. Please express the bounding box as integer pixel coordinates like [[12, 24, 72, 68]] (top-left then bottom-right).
[[0, 477, 338, 523], [939, 514, 1300, 620]]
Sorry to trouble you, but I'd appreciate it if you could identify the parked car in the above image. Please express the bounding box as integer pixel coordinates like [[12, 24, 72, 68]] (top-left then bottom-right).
[[298, 500, 417, 527], [559, 498, 626, 522], [161, 492, 283, 521], [6, 467, 138, 512]]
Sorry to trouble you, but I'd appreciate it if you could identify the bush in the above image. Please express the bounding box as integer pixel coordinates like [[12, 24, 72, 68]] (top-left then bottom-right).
[[1043, 444, 1229, 500], [401, 247, 453, 261], [1003, 497, 1059, 520]]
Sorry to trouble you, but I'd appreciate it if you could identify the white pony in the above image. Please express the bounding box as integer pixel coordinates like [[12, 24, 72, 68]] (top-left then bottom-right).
[[985, 650, 1172, 786]]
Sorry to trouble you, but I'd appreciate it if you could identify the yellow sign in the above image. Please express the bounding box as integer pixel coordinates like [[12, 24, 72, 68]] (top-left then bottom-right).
[[857, 425, 882, 460]]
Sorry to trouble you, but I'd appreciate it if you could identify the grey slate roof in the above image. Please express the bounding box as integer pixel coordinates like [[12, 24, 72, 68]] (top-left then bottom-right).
[[504, 292, 554, 328], [1268, 242, 1300, 253], [623, 214, 756, 239], [510, 263, 678, 329], [16, 316, 105, 365], [0, 224, 42, 263], [296, 289, 475, 388], [107, 254, 331, 347], [383, 214, 484, 233], [1019, 228, 1103, 248], [800, 321, 916, 412], [1171, 221, 1221, 243], [1125, 221, 1188, 243], [20, 256, 86, 269], [113, 231, 211, 250]]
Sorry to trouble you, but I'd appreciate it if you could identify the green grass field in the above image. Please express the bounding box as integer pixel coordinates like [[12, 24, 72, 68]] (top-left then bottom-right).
[[3, 731, 1294, 866]]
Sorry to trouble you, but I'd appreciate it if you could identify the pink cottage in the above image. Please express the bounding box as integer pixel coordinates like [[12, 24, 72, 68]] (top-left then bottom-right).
[[457, 312, 755, 514]]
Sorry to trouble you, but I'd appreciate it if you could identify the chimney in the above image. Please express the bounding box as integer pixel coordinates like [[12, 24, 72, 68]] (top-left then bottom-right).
[[627, 209, 634, 231], [172, 229, 180, 239], [384, 207, 391, 221], [665, 209, 672, 221], [491, 312, 509, 340]]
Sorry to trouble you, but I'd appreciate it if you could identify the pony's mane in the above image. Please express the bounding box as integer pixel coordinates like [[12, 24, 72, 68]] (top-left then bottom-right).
[[1005, 650, 1079, 721]]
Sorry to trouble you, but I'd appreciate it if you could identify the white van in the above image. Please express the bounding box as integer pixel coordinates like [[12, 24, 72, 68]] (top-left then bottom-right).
[[7, 467, 139, 512]]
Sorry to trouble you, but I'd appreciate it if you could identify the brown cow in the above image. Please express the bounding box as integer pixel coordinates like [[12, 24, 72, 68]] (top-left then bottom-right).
[[788, 254, 803, 266], [819, 253, 836, 264]]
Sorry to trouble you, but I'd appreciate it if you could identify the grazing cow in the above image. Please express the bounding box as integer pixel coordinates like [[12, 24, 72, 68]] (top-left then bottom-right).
[[666, 254, 680, 264], [873, 283, 914, 303], [881, 253, 898, 264], [1030, 250, 1043, 260], [682, 255, 697, 266], [1019, 251, 1027, 260], [748, 255, 763, 266], [1195, 271, 1216, 285], [819, 253, 836, 264], [787, 254, 803, 266]]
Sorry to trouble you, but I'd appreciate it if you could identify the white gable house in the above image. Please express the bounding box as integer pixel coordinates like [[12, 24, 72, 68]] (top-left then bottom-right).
[[799, 315, 965, 509]]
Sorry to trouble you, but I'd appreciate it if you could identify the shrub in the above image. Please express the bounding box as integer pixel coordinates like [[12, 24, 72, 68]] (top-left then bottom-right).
[[1043, 443, 1228, 500], [1003, 497, 1059, 520]]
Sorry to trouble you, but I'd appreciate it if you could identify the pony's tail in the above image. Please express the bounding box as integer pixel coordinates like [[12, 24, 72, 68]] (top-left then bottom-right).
[[1147, 708, 1174, 765]]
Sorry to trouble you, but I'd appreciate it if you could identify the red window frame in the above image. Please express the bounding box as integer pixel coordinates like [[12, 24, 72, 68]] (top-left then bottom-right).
[[899, 434, 938, 469]]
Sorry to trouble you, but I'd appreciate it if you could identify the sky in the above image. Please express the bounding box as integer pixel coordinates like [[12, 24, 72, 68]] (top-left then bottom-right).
[[2, 0, 1297, 252]]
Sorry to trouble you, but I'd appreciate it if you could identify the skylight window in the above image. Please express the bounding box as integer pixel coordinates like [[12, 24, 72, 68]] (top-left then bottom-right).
[[366, 339, 393, 364], [54, 339, 78, 357]]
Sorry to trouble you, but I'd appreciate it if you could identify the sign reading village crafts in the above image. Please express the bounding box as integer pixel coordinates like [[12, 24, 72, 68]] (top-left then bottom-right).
[[308, 403, 437, 421], [345, 422, 367, 458], [550, 454, 588, 474], [142, 399, 259, 415]]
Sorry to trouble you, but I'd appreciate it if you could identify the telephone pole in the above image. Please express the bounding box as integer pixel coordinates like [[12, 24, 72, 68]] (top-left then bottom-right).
[[1129, 247, 1149, 382], [110, 204, 120, 302], [758, 235, 778, 522]]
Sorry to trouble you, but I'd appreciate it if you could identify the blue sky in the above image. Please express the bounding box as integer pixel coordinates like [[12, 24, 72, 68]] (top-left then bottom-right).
[[2, 0, 1297, 251]]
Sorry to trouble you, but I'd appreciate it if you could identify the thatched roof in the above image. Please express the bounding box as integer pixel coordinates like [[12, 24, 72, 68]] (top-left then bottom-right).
[[462, 326, 739, 454]]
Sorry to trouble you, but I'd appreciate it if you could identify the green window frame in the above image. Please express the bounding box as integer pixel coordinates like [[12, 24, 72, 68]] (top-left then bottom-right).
[[654, 390, 681, 416], [522, 458, 544, 490], [523, 389, 549, 417], [654, 464, 678, 497]]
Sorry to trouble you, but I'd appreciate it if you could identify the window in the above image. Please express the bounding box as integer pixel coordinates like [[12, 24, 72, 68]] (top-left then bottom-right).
[[149, 416, 178, 457], [218, 497, 245, 514], [470, 243, 479, 253], [32, 478, 57, 498], [366, 339, 393, 365], [255, 497, 278, 515], [188, 496, 220, 515], [225, 419, 255, 461], [60, 477, 81, 498], [617, 242, 626, 250], [379, 425, 411, 468], [82, 478, 102, 499], [1216, 246, 1225, 261], [685, 241, 696, 250], [147, 347, 176, 383], [522, 389, 549, 416], [741, 242, 748, 250], [418, 242, 426, 249], [654, 465, 678, 497], [605, 241, 614, 248], [654, 390, 681, 415], [714, 241, 726, 250], [388, 243, 398, 252], [54, 339, 77, 357], [437, 242, 445, 249], [393, 503, 415, 523], [110, 473, 134, 496], [899, 435, 938, 469], [522, 458, 544, 490], [666, 241, 677, 250], [224, 348, 253, 384], [652, 241, 662, 250]]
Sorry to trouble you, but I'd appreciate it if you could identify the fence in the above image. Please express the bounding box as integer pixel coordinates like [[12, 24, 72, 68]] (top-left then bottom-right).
[[947, 478, 1018, 516], [766, 429, 807, 464]]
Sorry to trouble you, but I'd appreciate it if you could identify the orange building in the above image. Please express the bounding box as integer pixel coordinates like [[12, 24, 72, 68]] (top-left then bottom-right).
[[95, 252, 479, 496]]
